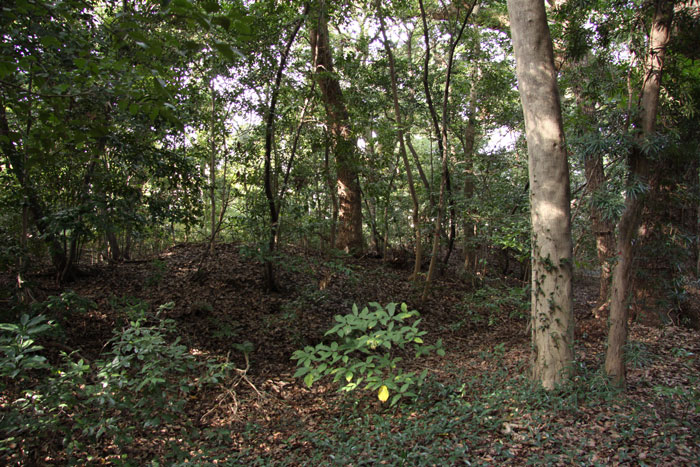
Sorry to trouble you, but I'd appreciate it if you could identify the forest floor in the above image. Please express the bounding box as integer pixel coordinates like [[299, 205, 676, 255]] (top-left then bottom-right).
[[3, 242, 700, 465]]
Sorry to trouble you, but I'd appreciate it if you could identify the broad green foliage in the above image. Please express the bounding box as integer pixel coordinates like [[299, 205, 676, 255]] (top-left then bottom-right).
[[292, 302, 444, 406], [0, 314, 51, 379]]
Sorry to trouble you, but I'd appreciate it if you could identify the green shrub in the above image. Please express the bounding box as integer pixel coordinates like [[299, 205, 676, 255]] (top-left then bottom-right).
[[292, 302, 444, 406], [0, 313, 52, 380], [0, 298, 248, 462]]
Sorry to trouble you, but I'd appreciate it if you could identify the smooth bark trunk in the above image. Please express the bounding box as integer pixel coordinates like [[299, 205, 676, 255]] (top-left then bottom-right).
[[508, 0, 575, 389], [461, 120, 478, 273], [571, 54, 616, 306], [209, 79, 217, 256]]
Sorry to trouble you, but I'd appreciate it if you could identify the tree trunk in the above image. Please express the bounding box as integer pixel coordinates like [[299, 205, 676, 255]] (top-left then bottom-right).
[[364, 195, 381, 255], [462, 121, 478, 273], [507, 0, 575, 389], [585, 152, 615, 305], [262, 7, 307, 291], [209, 78, 217, 256], [323, 136, 338, 249], [106, 230, 122, 261], [460, 22, 481, 275], [442, 167, 457, 268], [605, 0, 674, 387], [310, 2, 362, 254], [1, 98, 70, 279], [418, 0, 475, 303], [377, 3, 423, 281], [571, 54, 616, 307]]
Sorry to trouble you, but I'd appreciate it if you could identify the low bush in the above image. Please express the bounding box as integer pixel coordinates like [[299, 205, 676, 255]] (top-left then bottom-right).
[[292, 302, 444, 406]]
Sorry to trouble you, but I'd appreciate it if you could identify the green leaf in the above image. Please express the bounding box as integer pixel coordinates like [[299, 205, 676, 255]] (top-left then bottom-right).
[[212, 15, 231, 30], [304, 373, 314, 388], [40, 36, 61, 48], [202, 1, 220, 13]]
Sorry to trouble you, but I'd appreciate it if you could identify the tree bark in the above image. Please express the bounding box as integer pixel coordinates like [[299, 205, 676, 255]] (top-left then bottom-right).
[[323, 137, 339, 249], [209, 78, 217, 256], [419, 0, 475, 303], [585, 152, 615, 305], [310, 1, 363, 254], [507, 0, 575, 389], [262, 6, 308, 291], [605, 0, 674, 387], [461, 119, 478, 273], [377, 3, 423, 281], [570, 54, 616, 306]]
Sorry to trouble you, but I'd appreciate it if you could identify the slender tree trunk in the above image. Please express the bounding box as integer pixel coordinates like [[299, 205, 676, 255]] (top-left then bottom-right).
[[458, 21, 481, 275], [605, 0, 674, 387], [106, 231, 122, 261], [585, 152, 615, 305], [382, 200, 391, 260], [377, 4, 423, 281], [462, 120, 478, 273], [1, 95, 69, 279], [262, 7, 307, 291], [507, 0, 574, 389], [697, 205, 700, 278], [419, 0, 475, 303], [364, 195, 381, 254], [442, 167, 457, 268], [405, 135, 433, 207], [310, 1, 362, 253], [570, 54, 616, 307], [209, 78, 217, 256]]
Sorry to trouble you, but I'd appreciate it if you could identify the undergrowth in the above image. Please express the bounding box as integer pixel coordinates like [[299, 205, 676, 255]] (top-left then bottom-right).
[[271, 347, 699, 465], [0, 293, 252, 465], [2, 290, 698, 464]]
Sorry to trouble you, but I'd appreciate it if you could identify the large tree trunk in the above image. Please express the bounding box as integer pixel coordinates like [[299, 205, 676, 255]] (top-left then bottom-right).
[[310, 2, 362, 254], [507, 0, 574, 389], [605, 0, 674, 387]]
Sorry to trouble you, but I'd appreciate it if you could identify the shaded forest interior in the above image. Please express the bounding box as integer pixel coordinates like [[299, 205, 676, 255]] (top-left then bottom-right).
[[1, 0, 700, 464]]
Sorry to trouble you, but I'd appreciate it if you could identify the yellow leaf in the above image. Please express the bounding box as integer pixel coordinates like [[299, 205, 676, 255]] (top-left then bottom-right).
[[378, 385, 389, 402]]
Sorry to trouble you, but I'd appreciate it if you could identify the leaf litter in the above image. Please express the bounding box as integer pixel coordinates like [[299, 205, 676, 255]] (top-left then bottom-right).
[[3, 242, 699, 464]]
